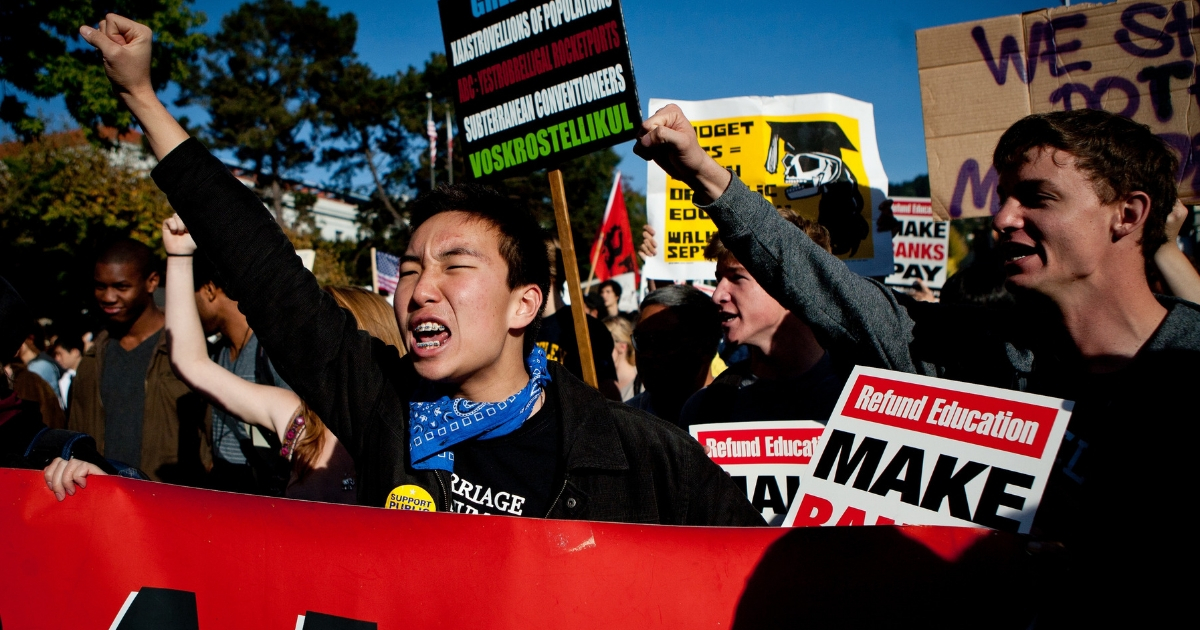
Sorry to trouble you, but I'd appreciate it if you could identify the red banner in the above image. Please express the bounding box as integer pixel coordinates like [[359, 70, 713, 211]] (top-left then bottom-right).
[[0, 468, 1037, 628]]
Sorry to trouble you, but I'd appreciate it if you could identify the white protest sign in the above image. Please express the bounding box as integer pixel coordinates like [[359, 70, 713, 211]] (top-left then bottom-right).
[[691, 421, 826, 526], [782, 367, 1072, 533], [644, 94, 893, 282], [883, 197, 950, 290]]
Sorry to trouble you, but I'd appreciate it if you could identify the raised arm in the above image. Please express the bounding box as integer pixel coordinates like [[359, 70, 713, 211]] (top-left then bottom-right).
[[1155, 201, 1200, 304], [162, 215, 301, 438], [79, 14, 398, 460], [634, 104, 917, 371]]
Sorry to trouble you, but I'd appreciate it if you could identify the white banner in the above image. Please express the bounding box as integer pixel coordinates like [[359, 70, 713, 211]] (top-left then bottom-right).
[[883, 197, 950, 290], [782, 367, 1073, 533], [691, 420, 826, 526]]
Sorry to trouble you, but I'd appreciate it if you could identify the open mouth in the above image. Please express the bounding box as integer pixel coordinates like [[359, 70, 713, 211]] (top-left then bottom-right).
[[411, 320, 451, 349], [718, 311, 738, 325], [996, 241, 1040, 265]]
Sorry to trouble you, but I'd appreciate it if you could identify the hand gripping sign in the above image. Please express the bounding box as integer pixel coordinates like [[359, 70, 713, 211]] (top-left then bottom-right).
[[690, 420, 827, 525], [782, 367, 1073, 533]]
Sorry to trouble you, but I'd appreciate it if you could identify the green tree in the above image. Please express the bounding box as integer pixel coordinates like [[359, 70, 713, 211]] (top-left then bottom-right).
[[0, 134, 173, 320], [182, 0, 356, 222], [315, 61, 410, 226], [889, 174, 930, 197], [0, 0, 206, 140]]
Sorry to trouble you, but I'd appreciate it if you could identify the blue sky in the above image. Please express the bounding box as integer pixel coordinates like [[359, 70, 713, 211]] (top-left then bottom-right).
[[16, 0, 1064, 194]]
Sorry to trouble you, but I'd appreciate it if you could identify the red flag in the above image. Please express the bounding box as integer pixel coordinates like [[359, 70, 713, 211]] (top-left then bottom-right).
[[589, 173, 639, 282]]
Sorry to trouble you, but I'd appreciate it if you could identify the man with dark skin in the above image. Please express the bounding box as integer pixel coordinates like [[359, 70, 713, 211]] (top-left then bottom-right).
[[626, 285, 722, 427], [191, 254, 292, 493], [70, 239, 209, 483]]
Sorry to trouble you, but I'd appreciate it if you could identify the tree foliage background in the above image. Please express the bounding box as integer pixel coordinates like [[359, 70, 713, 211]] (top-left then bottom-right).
[[1, 0, 646, 324]]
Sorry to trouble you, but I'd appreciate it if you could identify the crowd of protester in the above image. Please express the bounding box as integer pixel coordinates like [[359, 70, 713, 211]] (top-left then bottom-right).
[[3, 12, 1200, 624]]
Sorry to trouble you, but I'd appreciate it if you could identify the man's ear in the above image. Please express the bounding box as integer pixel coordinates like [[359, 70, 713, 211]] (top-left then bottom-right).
[[144, 269, 161, 292], [1113, 191, 1152, 241], [510, 284, 544, 330], [198, 281, 219, 302]]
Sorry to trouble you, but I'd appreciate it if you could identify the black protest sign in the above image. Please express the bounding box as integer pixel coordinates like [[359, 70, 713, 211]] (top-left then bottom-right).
[[437, 0, 641, 180]]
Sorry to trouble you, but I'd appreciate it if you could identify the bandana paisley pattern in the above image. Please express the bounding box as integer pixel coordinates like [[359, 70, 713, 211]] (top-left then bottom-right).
[[408, 347, 552, 472]]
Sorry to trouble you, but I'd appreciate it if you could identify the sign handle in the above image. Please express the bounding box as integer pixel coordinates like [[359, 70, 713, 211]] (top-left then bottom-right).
[[370, 247, 379, 294], [548, 168, 599, 388]]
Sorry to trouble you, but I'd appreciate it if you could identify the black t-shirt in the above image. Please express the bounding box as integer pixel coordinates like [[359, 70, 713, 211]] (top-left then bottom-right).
[[535, 308, 618, 383], [448, 386, 562, 517], [101, 333, 159, 467]]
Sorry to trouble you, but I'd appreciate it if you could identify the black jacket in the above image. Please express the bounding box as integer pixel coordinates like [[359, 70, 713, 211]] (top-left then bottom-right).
[[153, 138, 762, 526]]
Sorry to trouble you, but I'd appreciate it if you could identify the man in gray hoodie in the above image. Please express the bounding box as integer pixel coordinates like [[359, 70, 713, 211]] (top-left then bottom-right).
[[636, 105, 1199, 625]]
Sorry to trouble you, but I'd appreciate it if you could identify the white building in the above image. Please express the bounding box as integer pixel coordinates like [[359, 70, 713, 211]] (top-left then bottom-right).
[[229, 168, 367, 242]]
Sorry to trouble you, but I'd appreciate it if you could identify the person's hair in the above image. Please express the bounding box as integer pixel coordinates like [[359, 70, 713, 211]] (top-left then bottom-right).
[[704, 208, 832, 262], [291, 401, 326, 481], [52, 328, 86, 354], [599, 279, 622, 298], [583, 292, 606, 315], [638, 284, 722, 356], [325, 286, 406, 354], [192, 249, 229, 295], [96, 238, 159, 280], [408, 184, 550, 354], [604, 315, 635, 366], [993, 109, 1179, 261]]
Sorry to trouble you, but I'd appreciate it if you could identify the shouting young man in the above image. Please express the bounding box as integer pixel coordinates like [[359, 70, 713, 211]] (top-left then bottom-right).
[[73, 15, 760, 525], [642, 213, 843, 431], [637, 103, 1200, 622]]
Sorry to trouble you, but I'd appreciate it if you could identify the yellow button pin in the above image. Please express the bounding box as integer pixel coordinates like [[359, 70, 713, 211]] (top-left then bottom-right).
[[385, 484, 436, 512]]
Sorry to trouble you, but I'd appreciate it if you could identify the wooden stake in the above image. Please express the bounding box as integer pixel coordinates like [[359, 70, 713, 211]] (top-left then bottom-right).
[[370, 247, 380, 293], [548, 169, 598, 388]]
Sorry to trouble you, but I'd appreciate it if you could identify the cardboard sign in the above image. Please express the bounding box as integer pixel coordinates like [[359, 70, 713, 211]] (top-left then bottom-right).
[[883, 197, 949, 290], [919, 1, 1200, 219], [644, 94, 893, 280], [781, 367, 1073, 533], [690, 421, 827, 525], [438, 0, 641, 181]]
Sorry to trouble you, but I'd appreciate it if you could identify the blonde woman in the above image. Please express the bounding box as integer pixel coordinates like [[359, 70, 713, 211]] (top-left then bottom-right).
[[603, 316, 639, 402]]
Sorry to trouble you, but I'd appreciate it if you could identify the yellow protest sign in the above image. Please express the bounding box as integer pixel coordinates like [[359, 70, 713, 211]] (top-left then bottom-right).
[[644, 94, 893, 280]]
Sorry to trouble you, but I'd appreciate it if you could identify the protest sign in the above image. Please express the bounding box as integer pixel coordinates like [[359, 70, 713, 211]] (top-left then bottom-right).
[[438, 0, 641, 181], [643, 94, 893, 280], [0, 468, 1040, 628], [918, 1, 1200, 220], [691, 420, 826, 525], [781, 367, 1073, 533], [883, 197, 949, 290]]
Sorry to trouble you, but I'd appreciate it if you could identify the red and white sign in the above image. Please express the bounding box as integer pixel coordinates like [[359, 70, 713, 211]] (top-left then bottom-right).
[[781, 367, 1073, 533], [691, 421, 826, 525], [884, 197, 950, 290]]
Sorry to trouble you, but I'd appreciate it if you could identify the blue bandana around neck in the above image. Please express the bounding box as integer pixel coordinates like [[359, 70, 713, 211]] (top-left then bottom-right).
[[408, 346, 553, 472]]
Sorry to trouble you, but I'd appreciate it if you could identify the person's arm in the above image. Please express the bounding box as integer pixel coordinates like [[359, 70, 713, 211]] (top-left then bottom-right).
[[80, 15, 394, 460], [79, 15, 188, 160], [162, 215, 302, 439], [634, 104, 917, 371], [1155, 201, 1200, 304]]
